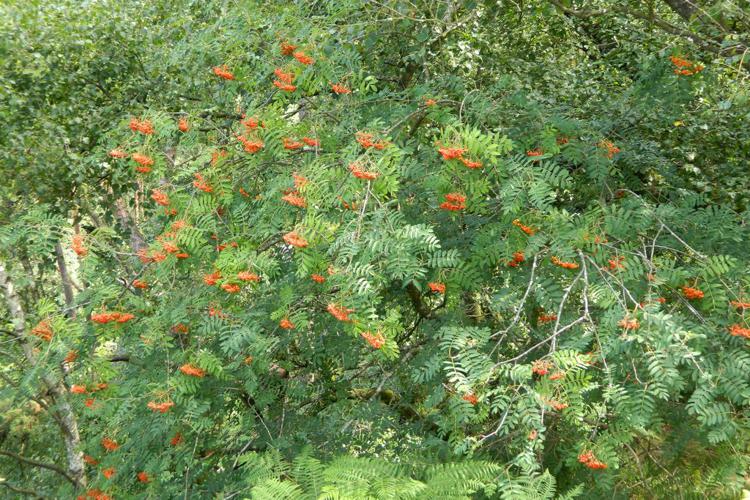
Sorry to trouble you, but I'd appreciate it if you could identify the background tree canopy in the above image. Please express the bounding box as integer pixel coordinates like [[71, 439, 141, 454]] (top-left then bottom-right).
[[1, 0, 749, 498]]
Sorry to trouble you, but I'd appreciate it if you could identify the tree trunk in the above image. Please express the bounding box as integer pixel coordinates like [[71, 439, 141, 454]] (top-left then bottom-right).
[[114, 198, 147, 253], [54, 243, 76, 319], [662, 0, 696, 20], [0, 261, 86, 489]]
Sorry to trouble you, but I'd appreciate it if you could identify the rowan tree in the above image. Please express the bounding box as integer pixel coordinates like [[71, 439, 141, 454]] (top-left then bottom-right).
[[1, 0, 750, 498]]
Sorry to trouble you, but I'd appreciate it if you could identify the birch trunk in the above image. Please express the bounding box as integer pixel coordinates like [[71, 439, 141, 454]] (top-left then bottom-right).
[[0, 261, 86, 489]]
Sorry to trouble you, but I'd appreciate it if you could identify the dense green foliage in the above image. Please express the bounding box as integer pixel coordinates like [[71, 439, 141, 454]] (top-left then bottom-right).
[[1, 0, 750, 498]]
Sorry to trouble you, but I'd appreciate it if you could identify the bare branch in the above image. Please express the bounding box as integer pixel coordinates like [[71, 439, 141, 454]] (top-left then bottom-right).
[[550, 269, 584, 351], [0, 479, 44, 498], [491, 254, 539, 348], [0, 449, 76, 486]]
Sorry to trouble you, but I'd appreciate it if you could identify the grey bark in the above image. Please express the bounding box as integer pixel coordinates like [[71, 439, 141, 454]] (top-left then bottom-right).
[[663, 0, 697, 20], [114, 199, 147, 253], [0, 261, 86, 489], [54, 243, 76, 318]]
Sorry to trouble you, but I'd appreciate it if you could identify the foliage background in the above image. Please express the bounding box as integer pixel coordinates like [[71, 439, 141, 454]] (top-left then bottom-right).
[[1, 0, 749, 498]]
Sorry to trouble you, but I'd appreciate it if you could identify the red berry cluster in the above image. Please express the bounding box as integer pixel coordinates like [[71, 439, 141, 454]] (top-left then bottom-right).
[[578, 451, 607, 470], [91, 311, 135, 324]]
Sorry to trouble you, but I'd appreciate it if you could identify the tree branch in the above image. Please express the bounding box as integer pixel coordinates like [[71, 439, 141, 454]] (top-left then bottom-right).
[[406, 282, 433, 318], [547, 0, 743, 55], [0, 449, 76, 486], [0, 479, 44, 498]]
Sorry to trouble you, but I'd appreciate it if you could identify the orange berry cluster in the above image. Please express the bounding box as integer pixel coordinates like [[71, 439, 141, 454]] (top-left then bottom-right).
[[440, 192, 466, 211], [215, 240, 238, 252], [340, 198, 358, 211], [178, 118, 189, 132], [729, 324, 750, 339], [532, 359, 552, 375], [731, 300, 750, 309], [548, 399, 568, 411], [151, 189, 170, 207], [618, 317, 640, 330], [241, 115, 260, 131], [428, 282, 446, 294], [538, 313, 557, 324], [330, 82, 351, 94], [507, 251, 525, 268], [192, 173, 213, 193], [137, 248, 167, 263], [91, 310, 135, 324], [108, 148, 128, 159], [462, 393, 478, 405], [237, 134, 265, 153], [31, 320, 53, 341], [273, 67, 296, 91], [211, 149, 227, 166], [293, 173, 309, 188], [355, 131, 388, 150], [608, 256, 624, 270], [170, 432, 183, 446], [293, 51, 314, 65], [238, 271, 261, 282], [578, 451, 607, 470], [157, 236, 187, 258], [129, 118, 154, 135], [132, 153, 154, 173], [279, 318, 295, 330], [132, 279, 148, 289], [682, 286, 704, 300], [179, 364, 206, 377], [361, 331, 385, 349], [71, 382, 107, 396], [101, 437, 119, 452], [171, 323, 189, 334], [460, 157, 482, 169], [280, 41, 297, 55], [283, 231, 308, 248], [327, 303, 354, 322], [212, 65, 235, 80], [349, 163, 379, 180], [598, 140, 620, 159], [436, 144, 482, 169], [72, 233, 88, 257], [147, 401, 175, 413], [670, 55, 704, 76], [437, 145, 466, 160], [526, 148, 543, 157], [311, 273, 326, 283], [77, 489, 111, 500], [283, 137, 304, 150], [512, 219, 535, 236], [551, 256, 579, 270], [282, 191, 307, 208], [208, 306, 228, 319]]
